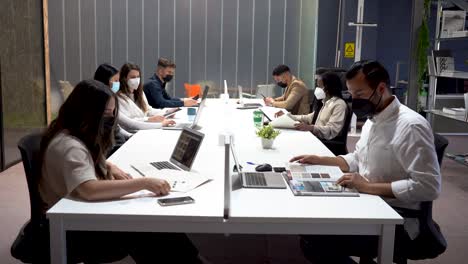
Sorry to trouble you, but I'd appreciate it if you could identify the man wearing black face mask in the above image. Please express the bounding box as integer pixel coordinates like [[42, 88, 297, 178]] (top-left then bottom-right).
[[144, 57, 198, 108], [264, 64, 309, 115], [290, 61, 442, 264]]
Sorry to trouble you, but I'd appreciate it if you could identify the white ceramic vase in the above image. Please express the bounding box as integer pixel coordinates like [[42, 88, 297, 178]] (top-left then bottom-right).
[[261, 138, 274, 149]]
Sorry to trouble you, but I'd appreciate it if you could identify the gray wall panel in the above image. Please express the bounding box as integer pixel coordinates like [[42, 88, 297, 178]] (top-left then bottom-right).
[[237, 0, 254, 91], [48, 0, 64, 83], [49, 0, 318, 103], [143, 0, 159, 80], [284, 0, 299, 75], [252, 0, 269, 86], [268, 0, 285, 78], [111, 0, 127, 68], [96, 0, 112, 66], [174, 0, 190, 97], [206, 0, 222, 91], [80, 0, 97, 80], [159, 0, 175, 60], [190, 0, 206, 84], [221, 0, 237, 88], [64, 0, 80, 85], [128, 0, 143, 72]]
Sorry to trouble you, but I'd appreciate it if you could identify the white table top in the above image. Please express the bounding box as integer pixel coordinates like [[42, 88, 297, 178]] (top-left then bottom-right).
[[48, 99, 402, 225]]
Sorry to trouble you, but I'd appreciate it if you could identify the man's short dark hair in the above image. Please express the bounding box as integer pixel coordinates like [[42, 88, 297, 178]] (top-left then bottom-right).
[[157, 57, 176, 68], [345, 60, 390, 89], [272, 64, 290, 76]]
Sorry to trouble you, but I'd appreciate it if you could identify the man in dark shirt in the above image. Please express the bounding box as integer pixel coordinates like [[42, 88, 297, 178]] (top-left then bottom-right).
[[144, 58, 198, 108]]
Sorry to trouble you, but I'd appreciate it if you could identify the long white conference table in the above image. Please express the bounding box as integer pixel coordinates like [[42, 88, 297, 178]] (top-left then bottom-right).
[[48, 99, 403, 264]]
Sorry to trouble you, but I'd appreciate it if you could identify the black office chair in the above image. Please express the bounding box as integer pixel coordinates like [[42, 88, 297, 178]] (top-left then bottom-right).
[[12, 133, 129, 264], [11, 133, 50, 263], [320, 102, 353, 156], [360, 133, 448, 264]]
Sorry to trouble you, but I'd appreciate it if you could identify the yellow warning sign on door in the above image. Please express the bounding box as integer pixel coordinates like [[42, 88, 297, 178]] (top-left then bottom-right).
[[344, 42, 355, 58]]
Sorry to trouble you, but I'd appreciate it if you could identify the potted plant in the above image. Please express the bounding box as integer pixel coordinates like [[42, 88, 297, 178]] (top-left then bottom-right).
[[256, 125, 280, 149]]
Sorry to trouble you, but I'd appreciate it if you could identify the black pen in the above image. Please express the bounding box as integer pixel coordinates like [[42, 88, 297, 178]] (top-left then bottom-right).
[[260, 93, 266, 99], [130, 165, 146, 177]]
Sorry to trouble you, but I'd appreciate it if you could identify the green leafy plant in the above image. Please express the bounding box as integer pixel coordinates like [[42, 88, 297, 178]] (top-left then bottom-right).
[[256, 125, 280, 140]]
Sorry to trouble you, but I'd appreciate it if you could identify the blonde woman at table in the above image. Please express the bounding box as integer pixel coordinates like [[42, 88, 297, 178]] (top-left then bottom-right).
[[116, 62, 176, 132], [39, 80, 201, 263]]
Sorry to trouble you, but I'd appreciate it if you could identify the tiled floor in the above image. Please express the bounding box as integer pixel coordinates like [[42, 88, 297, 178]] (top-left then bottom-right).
[[1, 136, 467, 264]]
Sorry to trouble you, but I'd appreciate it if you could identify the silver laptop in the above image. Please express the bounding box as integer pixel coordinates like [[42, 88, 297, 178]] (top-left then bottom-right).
[[237, 85, 262, 109], [230, 143, 286, 189], [150, 127, 205, 171], [162, 86, 209, 130]]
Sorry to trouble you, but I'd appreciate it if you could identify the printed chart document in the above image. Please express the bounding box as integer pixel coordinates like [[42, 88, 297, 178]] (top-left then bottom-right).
[[131, 163, 211, 192], [285, 163, 359, 197]]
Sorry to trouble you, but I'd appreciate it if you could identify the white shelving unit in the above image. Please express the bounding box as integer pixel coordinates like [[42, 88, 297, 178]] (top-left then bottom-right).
[[426, 0, 468, 133]]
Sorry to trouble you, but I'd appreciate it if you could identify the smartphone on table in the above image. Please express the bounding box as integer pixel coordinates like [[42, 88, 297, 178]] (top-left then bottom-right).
[[158, 196, 195, 206]]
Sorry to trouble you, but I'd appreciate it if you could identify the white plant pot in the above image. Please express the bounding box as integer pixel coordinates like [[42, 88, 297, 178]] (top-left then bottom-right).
[[261, 138, 274, 149]]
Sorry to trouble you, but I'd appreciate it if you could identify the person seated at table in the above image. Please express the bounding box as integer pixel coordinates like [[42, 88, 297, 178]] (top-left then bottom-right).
[[290, 61, 441, 264], [144, 57, 198, 109], [263, 64, 309, 115], [39, 79, 201, 263], [277, 71, 347, 140], [94, 63, 132, 156], [116, 62, 175, 132]]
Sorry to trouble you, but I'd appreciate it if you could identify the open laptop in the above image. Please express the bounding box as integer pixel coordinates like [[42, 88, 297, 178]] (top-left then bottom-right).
[[231, 143, 286, 189], [147, 127, 205, 171], [163, 90, 208, 130], [237, 85, 263, 109], [194, 85, 210, 107], [284, 164, 359, 197]]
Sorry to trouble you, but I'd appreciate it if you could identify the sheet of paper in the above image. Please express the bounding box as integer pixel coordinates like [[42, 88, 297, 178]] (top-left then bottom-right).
[[145, 169, 211, 193], [270, 114, 299, 129]]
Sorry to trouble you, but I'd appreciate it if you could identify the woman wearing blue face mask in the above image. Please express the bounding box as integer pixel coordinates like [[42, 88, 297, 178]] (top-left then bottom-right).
[[285, 72, 348, 140], [94, 64, 133, 156]]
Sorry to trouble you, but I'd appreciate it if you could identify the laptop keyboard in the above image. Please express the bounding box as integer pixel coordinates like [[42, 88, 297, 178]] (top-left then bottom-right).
[[245, 173, 267, 186], [150, 161, 179, 170]]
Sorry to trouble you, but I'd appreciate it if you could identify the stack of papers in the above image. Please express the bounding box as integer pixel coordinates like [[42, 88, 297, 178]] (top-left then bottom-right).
[[442, 107, 466, 116]]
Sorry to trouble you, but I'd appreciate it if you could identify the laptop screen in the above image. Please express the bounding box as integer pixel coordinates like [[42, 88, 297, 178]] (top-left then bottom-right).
[[201, 85, 210, 100], [170, 128, 205, 171]]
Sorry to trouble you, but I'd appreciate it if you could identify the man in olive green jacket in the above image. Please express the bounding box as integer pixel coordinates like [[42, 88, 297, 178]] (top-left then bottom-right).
[[264, 64, 310, 115]]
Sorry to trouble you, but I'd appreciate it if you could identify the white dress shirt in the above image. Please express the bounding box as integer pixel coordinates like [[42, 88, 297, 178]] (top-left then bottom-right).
[[341, 96, 441, 238], [117, 93, 165, 132]]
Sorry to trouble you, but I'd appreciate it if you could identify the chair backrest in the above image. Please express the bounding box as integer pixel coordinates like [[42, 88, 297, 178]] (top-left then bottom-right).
[[184, 83, 202, 98], [334, 102, 353, 143], [18, 133, 45, 224], [433, 133, 448, 166], [59, 80, 73, 100]]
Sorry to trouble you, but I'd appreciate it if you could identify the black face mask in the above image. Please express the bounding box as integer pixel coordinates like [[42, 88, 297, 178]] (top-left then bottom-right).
[[163, 74, 173, 83], [101, 116, 115, 139], [352, 89, 382, 119], [277, 81, 287, 88]]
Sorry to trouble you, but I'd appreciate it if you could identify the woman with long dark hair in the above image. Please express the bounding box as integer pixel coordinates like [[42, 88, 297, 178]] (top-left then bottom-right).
[[94, 63, 132, 155], [117, 63, 175, 132], [39, 80, 200, 263], [287, 71, 347, 140]]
